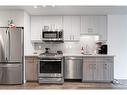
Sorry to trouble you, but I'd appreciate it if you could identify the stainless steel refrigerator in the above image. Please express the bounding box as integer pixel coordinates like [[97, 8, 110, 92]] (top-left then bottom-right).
[[0, 27, 24, 84]]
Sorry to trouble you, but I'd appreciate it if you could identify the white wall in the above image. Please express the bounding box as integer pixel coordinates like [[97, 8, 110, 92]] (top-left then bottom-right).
[[24, 12, 34, 55], [0, 10, 24, 27], [108, 15, 127, 79]]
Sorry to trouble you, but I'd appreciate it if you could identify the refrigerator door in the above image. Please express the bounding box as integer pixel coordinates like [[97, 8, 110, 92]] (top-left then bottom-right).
[[0, 64, 22, 84], [0, 28, 7, 62], [8, 28, 23, 62]]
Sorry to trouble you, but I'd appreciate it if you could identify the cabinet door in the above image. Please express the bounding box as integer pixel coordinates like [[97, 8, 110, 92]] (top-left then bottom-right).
[[25, 57, 38, 81], [63, 16, 72, 41], [32, 58, 38, 81], [31, 16, 42, 41], [98, 16, 107, 41], [41, 16, 63, 29], [102, 58, 114, 81], [103, 63, 110, 81], [25, 58, 32, 81], [81, 16, 98, 35], [83, 60, 93, 81], [71, 16, 80, 41], [93, 63, 99, 81], [83, 58, 98, 82], [95, 58, 104, 81], [52, 16, 63, 29], [81, 16, 107, 41], [83, 58, 91, 81], [63, 16, 80, 41]]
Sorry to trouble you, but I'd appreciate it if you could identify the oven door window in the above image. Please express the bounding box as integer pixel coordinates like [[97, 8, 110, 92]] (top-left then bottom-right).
[[40, 60, 61, 73]]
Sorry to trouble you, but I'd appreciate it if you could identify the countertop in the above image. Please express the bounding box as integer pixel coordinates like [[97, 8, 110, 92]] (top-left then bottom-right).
[[25, 53, 115, 57], [25, 54, 39, 57], [63, 53, 115, 57]]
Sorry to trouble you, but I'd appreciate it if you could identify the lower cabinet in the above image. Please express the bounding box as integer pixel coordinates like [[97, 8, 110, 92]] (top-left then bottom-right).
[[82, 57, 114, 82], [25, 56, 38, 81]]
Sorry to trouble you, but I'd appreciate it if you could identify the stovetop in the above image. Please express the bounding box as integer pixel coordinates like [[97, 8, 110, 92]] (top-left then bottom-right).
[[38, 52, 63, 59], [39, 52, 63, 56]]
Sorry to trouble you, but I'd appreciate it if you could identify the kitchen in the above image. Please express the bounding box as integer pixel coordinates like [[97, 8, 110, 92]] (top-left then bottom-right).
[[0, 6, 127, 89]]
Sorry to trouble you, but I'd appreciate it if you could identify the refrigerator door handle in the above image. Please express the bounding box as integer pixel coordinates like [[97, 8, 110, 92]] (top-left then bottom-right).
[[5, 28, 8, 62], [8, 29, 10, 60], [5, 28, 10, 61]]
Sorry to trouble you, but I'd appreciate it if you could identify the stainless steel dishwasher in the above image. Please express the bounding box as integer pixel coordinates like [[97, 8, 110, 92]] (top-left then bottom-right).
[[64, 57, 83, 79]]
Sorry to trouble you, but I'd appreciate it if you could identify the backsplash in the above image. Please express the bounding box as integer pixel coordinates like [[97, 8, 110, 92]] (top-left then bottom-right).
[[33, 35, 99, 54]]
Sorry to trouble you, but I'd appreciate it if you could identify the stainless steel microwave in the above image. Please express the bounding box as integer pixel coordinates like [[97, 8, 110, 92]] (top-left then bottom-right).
[[42, 31, 63, 42]]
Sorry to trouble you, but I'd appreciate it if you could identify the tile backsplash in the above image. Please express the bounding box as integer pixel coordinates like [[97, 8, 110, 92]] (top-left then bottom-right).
[[33, 35, 99, 54]]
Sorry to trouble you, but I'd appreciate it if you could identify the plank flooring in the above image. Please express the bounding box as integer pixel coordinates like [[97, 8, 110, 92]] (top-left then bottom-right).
[[0, 82, 127, 89]]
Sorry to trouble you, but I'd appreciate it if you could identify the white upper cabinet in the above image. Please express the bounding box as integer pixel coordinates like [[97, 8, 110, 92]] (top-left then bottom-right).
[[31, 16, 42, 42], [98, 16, 107, 41], [63, 16, 72, 41], [31, 15, 107, 42], [41, 16, 63, 30], [30, 16, 63, 42], [71, 16, 81, 41], [63, 16, 80, 41], [81, 16, 107, 41]]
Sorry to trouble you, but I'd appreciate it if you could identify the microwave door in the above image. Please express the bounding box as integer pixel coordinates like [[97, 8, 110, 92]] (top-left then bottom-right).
[[43, 32, 58, 39]]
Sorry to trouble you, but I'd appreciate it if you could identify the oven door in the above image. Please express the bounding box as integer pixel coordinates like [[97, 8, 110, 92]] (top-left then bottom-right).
[[38, 59, 63, 77]]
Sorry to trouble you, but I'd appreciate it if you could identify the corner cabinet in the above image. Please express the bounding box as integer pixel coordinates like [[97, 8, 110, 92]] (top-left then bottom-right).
[[63, 16, 80, 41], [81, 16, 107, 41], [82, 56, 114, 82], [30, 16, 63, 42]]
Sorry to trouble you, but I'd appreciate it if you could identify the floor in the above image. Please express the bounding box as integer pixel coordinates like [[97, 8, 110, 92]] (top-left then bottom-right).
[[0, 81, 127, 89]]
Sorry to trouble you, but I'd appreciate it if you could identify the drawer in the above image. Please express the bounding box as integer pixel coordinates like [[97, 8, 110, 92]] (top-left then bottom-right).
[[38, 78, 64, 83]]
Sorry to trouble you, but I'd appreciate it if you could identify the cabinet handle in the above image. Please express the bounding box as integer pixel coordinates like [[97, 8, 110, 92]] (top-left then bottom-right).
[[89, 64, 92, 69], [88, 28, 93, 33], [94, 64, 96, 69], [70, 36, 71, 40], [73, 35, 74, 40], [104, 64, 107, 69]]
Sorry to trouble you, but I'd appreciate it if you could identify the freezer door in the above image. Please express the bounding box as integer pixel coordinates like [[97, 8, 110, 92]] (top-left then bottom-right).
[[0, 28, 7, 62], [0, 63, 23, 84], [9, 28, 23, 62]]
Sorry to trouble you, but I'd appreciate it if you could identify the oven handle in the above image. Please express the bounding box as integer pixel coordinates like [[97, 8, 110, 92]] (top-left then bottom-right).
[[39, 60, 62, 62]]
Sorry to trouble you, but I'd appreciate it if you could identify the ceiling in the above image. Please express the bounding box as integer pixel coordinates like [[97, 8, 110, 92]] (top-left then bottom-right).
[[0, 6, 127, 15]]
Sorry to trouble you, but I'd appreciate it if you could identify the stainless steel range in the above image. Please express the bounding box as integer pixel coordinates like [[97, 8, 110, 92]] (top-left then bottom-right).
[[38, 48, 64, 84]]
